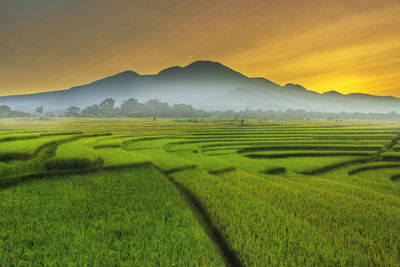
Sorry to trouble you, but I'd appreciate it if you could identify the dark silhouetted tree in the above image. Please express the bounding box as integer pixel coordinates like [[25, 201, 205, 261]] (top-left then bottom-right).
[[36, 106, 44, 114], [145, 99, 170, 117], [65, 106, 80, 117], [120, 98, 144, 117], [171, 104, 197, 117], [81, 104, 100, 117], [0, 105, 12, 117], [99, 98, 116, 116]]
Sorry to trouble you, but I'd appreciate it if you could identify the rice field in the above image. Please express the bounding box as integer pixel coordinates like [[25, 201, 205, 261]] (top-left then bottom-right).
[[1, 118, 400, 266]]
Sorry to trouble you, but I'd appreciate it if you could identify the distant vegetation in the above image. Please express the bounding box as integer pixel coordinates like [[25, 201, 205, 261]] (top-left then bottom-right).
[[2, 97, 400, 120], [65, 97, 400, 120], [0, 105, 30, 118]]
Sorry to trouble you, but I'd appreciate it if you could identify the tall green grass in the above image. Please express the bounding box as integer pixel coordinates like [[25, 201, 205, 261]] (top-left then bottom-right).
[[170, 169, 359, 265], [43, 139, 100, 171], [171, 168, 400, 265], [1, 118, 400, 265], [245, 150, 374, 158], [128, 148, 197, 174], [173, 151, 235, 173], [0, 134, 79, 162], [348, 161, 400, 175], [96, 147, 150, 169], [0, 167, 224, 265]]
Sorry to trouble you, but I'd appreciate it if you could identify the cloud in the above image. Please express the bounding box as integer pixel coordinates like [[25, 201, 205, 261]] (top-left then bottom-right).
[[0, 0, 399, 97]]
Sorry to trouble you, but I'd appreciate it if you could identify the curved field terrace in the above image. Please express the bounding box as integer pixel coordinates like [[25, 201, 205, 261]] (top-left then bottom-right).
[[1, 118, 400, 266]]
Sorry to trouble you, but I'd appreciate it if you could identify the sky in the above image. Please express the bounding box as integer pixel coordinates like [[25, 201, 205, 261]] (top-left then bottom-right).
[[0, 0, 399, 97]]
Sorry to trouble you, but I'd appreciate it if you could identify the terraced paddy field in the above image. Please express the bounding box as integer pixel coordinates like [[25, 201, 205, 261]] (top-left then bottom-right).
[[1, 118, 400, 266]]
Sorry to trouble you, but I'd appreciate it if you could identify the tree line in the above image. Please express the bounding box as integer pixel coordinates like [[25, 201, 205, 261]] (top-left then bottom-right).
[[1, 97, 400, 121], [0, 105, 31, 118], [64, 98, 204, 118], [62, 97, 400, 121]]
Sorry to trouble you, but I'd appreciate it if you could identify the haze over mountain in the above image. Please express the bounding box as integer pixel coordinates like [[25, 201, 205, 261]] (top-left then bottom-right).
[[1, 60, 399, 114]]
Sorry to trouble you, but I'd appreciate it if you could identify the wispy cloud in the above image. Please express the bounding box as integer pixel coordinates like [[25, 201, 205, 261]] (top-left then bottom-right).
[[0, 0, 399, 96]]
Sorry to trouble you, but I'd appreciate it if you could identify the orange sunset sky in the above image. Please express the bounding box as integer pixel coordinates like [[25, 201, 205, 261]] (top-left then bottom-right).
[[0, 0, 399, 96]]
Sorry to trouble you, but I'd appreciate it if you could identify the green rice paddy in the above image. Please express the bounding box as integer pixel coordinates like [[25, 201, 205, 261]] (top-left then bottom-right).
[[1, 118, 400, 266]]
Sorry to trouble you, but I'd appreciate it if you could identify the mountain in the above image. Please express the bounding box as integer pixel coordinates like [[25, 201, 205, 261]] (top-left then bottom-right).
[[1, 60, 399, 114]]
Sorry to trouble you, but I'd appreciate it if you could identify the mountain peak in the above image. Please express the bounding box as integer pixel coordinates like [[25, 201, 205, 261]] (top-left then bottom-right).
[[185, 60, 226, 69], [2, 60, 400, 114], [284, 83, 307, 91], [117, 70, 140, 76], [323, 90, 343, 96], [84, 70, 140, 88], [96, 70, 140, 81], [157, 66, 182, 76], [185, 60, 245, 77], [156, 60, 247, 80]]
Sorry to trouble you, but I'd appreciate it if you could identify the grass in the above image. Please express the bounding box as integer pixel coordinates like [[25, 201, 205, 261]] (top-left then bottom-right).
[[348, 161, 400, 175], [0, 134, 79, 162], [381, 151, 400, 160], [356, 167, 400, 183], [205, 153, 369, 175], [96, 148, 150, 169], [1, 118, 400, 265], [244, 150, 374, 158], [0, 167, 224, 265], [90, 135, 164, 149], [43, 139, 100, 170], [393, 144, 400, 151], [173, 151, 235, 173], [299, 157, 369, 175], [129, 148, 197, 174], [170, 168, 360, 266], [172, 167, 400, 265], [123, 138, 179, 150], [237, 144, 383, 153], [0, 131, 82, 142]]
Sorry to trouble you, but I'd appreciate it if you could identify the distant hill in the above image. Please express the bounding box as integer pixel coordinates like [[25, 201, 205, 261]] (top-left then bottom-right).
[[1, 60, 400, 113]]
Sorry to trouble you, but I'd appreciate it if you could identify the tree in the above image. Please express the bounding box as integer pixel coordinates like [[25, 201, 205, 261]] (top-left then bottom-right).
[[0, 105, 12, 117], [171, 104, 197, 117], [81, 104, 100, 117], [42, 112, 54, 120], [65, 106, 80, 117], [99, 98, 116, 116], [36, 106, 44, 114], [99, 98, 115, 109], [145, 99, 170, 117], [120, 98, 144, 116]]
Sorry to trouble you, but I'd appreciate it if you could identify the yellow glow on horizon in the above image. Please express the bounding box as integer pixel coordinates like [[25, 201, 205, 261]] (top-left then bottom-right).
[[0, 0, 399, 97]]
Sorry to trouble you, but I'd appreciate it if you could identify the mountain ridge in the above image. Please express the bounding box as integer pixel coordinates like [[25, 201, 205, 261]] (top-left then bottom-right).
[[0, 60, 399, 114]]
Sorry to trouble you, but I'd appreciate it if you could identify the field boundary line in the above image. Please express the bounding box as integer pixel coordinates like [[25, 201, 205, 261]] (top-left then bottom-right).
[[390, 174, 400, 181], [348, 164, 400, 175], [208, 167, 236, 175], [167, 174, 243, 267], [300, 158, 370, 175]]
